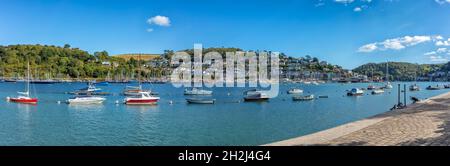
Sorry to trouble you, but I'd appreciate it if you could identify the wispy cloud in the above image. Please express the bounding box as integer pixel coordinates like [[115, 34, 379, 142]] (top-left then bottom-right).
[[319, 0, 373, 12], [424, 47, 450, 62], [436, 0, 450, 5], [334, 0, 355, 4], [358, 35, 439, 52], [429, 55, 448, 62]]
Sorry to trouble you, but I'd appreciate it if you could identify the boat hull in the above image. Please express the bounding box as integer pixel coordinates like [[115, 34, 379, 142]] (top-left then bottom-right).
[[347, 93, 364, 96], [9, 98, 38, 104], [125, 99, 159, 105], [186, 99, 215, 104], [244, 97, 269, 102]]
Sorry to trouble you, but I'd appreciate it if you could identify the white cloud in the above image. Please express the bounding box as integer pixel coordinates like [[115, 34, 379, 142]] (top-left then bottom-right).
[[146, 28, 154, 32], [147, 15, 171, 27], [436, 38, 450, 46], [358, 35, 436, 53], [424, 47, 450, 62], [436, 0, 450, 5], [358, 43, 378, 52], [429, 55, 448, 62], [424, 51, 437, 56], [354, 7, 362, 12], [437, 48, 448, 53]]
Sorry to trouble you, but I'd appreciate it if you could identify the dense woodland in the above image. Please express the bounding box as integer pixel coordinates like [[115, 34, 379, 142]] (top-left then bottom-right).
[[353, 62, 447, 81], [0, 44, 160, 80]]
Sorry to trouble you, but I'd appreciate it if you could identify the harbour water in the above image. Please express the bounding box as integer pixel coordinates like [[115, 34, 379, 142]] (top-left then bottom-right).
[[0, 82, 449, 146]]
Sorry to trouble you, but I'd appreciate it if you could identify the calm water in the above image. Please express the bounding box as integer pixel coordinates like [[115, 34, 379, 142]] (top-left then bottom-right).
[[0, 82, 448, 146]]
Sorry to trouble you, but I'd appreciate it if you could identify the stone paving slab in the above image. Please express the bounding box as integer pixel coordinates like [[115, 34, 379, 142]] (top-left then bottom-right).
[[267, 92, 450, 146]]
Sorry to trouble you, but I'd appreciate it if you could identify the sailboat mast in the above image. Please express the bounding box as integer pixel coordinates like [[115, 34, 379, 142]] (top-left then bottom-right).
[[386, 62, 389, 82], [138, 54, 142, 88], [27, 62, 30, 97]]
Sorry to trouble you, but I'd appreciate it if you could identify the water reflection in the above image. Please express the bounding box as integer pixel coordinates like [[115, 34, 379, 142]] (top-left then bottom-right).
[[67, 104, 105, 111]]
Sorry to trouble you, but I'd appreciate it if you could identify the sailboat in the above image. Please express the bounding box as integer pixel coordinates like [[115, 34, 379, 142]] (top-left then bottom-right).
[[124, 54, 159, 105], [384, 62, 393, 89], [7, 62, 38, 104]]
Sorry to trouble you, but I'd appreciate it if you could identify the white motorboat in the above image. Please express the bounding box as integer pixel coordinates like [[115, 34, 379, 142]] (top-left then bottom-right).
[[66, 96, 106, 104], [409, 84, 420, 91], [371, 89, 385, 95], [384, 82, 393, 89], [293, 95, 315, 101], [287, 88, 303, 94], [184, 88, 213, 95], [244, 89, 269, 101], [125, 91, 160, 105], [347, 88, 364, 96]]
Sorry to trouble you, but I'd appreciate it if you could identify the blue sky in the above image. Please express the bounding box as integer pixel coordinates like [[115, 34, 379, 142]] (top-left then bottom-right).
[[1, 0, 450, 69]]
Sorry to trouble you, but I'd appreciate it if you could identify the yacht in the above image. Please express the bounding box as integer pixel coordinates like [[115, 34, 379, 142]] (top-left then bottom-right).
[[243, 89, 269, 101], [287, 88, 303, 94], [384, 82, 393, 89], [347, 88, 364, 96], [7, 63, 38, 104], [426, 85, 442, 90], [409, 84, 420, 91], [66, 96, 106, 104], [125, 91, 160, 105], [293, 95, 315, 101], [371, 89, 385, 95]]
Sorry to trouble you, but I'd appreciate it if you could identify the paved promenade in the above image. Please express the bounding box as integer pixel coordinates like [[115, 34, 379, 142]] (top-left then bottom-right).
[[267, 92, 450, 146]]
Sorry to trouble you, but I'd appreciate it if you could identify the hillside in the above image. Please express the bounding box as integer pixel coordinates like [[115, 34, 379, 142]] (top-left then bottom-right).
[[0, 44, 141, 79], [353, 62, 445, 81], [113, 54, 160, 61]]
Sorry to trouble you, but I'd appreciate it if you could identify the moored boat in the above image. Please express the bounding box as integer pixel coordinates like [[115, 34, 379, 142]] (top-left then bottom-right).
[[7, 63, 38, 104], [79, 83, 102, 92], [66, 96, 106, 104], [409, 84, 420, 91], [30, 79, 58, 84], [125, 91, 160, 105], [243, 89, 269, 101], [426, 85, 442, 90], [347, 88, 364, 96], [384, 82, 393, 89], [293, 95, 315, 101], [371, 89, 385, 95], [287, 88, 303, 94], [186, 98, 216, 104]]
